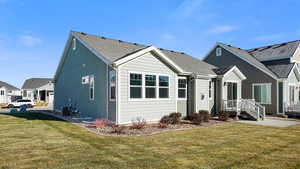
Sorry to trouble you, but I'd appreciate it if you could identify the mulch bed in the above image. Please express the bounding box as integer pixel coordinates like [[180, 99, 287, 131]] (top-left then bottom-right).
[[33, 110, 234, 137]]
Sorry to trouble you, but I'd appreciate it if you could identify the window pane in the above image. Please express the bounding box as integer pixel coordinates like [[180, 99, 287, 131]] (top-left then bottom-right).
[[261, 85, 267, 103], [145, 75, 156, 86], [178, 89, 186, 98], [159, 88, 169, 98], [146, 88, 156, 98], [254, 86, 261, 102], [130, 73, 142, 85], [110, 71, 116, 86], [178, 79, 186, 88], [110, 86, 116, 99], [130, 87, 142, 98], [159, 76, 169, 86], [90, 88, 94, 99]]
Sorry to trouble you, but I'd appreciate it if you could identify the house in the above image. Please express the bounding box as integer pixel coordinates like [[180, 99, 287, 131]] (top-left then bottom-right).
[[0, 81, 21, 104], [22, 78, 54, 104], [204, 40, 300, 115], [54, 31, 247, 124]]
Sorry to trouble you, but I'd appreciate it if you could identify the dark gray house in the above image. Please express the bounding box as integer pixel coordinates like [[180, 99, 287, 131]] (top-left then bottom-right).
[[204, 40, 300, 115], [54, 31, 248, 124]]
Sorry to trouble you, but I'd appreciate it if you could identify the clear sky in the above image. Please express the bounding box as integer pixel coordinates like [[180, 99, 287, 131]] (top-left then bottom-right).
[[1, 0, 300, 88]]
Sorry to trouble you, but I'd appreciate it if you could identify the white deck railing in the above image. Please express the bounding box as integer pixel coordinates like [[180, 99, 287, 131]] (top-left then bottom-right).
[[284, 102, 300, 113]]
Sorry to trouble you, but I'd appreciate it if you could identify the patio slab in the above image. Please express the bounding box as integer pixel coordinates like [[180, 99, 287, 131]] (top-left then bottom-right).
[[238, 118, 300, 127]]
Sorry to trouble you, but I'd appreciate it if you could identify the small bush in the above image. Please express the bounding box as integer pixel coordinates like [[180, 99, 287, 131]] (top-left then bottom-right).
[[189, 113, 202, 125], [199, 110, 210, 122], [219, 111, 229, 121], [111, 124, 126, 134], [131, 117, 147, 130], [160, 112, 182, 125], [94, 119, 108, 131], [158, 122, 168, 128]]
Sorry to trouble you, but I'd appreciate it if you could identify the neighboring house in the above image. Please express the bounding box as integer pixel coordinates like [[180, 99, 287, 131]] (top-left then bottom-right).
[[54, 31, 246, 124], [22, 78, 54, 103], [204, 40, 300, 115], [0, 81, 21, 104]]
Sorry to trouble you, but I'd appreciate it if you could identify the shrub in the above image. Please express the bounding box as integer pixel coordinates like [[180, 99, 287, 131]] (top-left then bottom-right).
[[160, 112, 182, 125], [199, 110, 210, 122], [219, 111, 229, 121], [111, 124, 126, 134], [158, 122, 168, 128], [94, 119, 108, 131], [189, 113, 202, 125], [131, 117, 147, 130]]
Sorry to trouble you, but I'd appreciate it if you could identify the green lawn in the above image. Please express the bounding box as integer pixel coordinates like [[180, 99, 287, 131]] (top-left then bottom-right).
[[1, 112, 300, 169]]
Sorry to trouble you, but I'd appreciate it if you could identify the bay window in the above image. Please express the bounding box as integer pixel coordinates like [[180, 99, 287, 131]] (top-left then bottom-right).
[[159, 76, 169, 98], [178, 77, 187, 99], [253, 83, 271, 104], [130, 73, 142, 99], [145, 75, 156, 98]]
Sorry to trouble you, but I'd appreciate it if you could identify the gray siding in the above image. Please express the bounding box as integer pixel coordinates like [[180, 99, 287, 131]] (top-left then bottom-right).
[[205, 46, 278, 114], [54, 39, 110, 120], [107, 67, 117, 122], [177, 100, 187, 117], [118, 52, 177, 124]]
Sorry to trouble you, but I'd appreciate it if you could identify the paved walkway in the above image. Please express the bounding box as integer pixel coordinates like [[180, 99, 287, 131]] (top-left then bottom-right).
[[239, 118, 300, 127]]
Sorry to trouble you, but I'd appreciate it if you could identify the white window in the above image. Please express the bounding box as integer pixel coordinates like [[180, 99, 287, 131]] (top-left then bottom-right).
[[209, 81, 212, 99], [23, 90, 27, 97], [253, 83, 271, 104], [0, 90, 4, 95], [216, 47, 222, 56], [89, 75, 94, 100], [145, 75, 156, 98], [159, 76, 169, 98], [289, 85, 295, 103], [178, 77, 187, 99], [130, 73, 142, 99], [72, 38, 76, 50], [109, 71, 116, 101]]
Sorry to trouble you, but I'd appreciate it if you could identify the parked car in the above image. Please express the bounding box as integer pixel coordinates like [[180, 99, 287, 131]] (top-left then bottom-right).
[[7, 99, 36, 108]]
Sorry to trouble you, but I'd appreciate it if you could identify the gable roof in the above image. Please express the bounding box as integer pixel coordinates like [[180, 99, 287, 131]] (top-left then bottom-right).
[[217, 43, 278, 79], [0, 81, 19, 91], [72, 31, 217, 76], [265, 62, 295, 78], [247, 40, 300, 61], [212, 66, 234, 75], [22, 78, 53, 89]]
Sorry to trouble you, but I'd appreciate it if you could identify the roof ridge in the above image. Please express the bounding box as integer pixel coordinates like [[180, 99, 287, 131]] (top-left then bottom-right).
[[247, 39, 300, 51]]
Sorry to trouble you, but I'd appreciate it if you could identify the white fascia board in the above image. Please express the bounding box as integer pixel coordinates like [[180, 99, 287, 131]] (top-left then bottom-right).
[[223, 66, 247, 80], [217, 43, 278, 80], [114, 46, 186, 74]]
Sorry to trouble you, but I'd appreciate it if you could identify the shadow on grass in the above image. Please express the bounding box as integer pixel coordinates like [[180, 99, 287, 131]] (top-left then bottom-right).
[[0, 112, 65, 122]]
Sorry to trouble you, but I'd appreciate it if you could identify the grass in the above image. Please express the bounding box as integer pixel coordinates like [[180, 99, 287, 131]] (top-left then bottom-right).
[[1, 112, 300, 169]]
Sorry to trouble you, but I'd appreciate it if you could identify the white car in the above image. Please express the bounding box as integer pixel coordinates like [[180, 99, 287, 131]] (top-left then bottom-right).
[[7, 99, 36, 108]]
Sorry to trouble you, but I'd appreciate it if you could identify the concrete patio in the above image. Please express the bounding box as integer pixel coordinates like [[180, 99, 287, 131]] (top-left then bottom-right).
[[239, 118, 300, 127]]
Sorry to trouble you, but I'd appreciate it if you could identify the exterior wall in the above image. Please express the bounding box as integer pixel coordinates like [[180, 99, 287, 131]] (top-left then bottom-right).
[[222, 71, 242, 101], [285, 68, 300, 104], [209, 80, 215, 113], [54, 39, 109, 120], [22, 89, 34, 101], [188, 79, 195, 114], [205, 46, 278, 114], [195, 78, 210, 111], [292, 45, 300, 62], [0, 87, 7, 104], [177, 100, 187, 117], [118, 51, 177, 124]]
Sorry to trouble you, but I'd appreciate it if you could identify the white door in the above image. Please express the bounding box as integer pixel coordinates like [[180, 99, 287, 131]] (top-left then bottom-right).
[[48, 92, 54, 104]]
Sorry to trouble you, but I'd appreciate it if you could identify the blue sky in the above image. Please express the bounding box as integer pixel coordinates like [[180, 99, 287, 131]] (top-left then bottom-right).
[[1, 0, 300, 87]]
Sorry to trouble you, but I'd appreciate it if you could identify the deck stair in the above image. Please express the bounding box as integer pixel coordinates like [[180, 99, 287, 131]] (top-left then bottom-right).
[[222, 99, 265, 121]]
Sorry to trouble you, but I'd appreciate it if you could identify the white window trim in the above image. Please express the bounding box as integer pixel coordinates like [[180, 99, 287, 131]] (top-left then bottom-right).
[[252, 83, 272, 104], [209, 81, 213, 100], [177, 76, 187, 100], [288, 83, 296, 103], [128, 71, 170, 101], [109, 71, 116, 101], [89, 75, 95, 101], [145, 74, 157, 99], [216, 47, 222, 56]]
